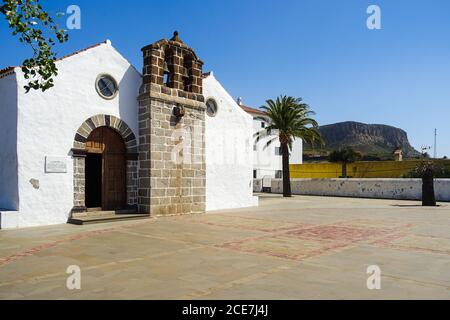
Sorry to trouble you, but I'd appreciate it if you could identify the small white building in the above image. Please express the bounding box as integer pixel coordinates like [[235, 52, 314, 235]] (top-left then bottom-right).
[[0, 34, 258, 229], [238, 100, 303, 180]]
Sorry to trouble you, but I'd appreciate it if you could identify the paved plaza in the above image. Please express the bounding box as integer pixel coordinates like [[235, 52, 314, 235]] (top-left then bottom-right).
[[1, 194, 449, 300]]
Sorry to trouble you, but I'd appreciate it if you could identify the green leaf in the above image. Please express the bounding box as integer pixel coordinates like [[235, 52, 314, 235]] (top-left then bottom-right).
[[2, 0, 69, 92]]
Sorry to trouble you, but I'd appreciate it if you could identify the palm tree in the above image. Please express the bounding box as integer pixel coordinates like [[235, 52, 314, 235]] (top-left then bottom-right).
[[255, 96, 322, 197], [329, 147, 362, 178]]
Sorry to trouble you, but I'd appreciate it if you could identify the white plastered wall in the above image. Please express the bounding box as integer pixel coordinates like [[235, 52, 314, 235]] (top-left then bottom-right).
[[0, 71, 20, 228], [251, 115, 303, 178], [290, 138, 303, 165], [252, 115, 283, 179], [11, 41, 141, 228], [203, 73, 258, 211], [0, 71, 19, 211]]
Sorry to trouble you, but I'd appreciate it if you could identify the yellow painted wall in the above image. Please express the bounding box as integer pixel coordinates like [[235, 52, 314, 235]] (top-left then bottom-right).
[[291, 160, 450, 179]]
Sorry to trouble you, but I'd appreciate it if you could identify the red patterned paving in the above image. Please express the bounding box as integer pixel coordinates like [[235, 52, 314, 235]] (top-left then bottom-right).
[[0, 220, 153, 268], [371, 233, 450, 256], [216, 220, 415, 261], [195, 214, 313, 233], [285, 225, 392, 242], [197, 220, 311, 233], [217, 235, 351, 261], [0, 214, 418, 267]]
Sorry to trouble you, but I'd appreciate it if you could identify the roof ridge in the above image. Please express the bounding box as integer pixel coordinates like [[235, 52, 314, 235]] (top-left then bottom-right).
[[240, 105, 266, 115], [57, 40, 108, 62], [0, 40, 108, 76]]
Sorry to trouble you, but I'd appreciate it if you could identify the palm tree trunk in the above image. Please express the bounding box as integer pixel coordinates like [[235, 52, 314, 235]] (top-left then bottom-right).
[[281, 142, 292, 197], [342, 163, 347, 178]]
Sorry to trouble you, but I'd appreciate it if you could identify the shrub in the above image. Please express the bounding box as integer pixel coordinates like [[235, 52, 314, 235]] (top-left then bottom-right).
[[403, 167, 450, 178]]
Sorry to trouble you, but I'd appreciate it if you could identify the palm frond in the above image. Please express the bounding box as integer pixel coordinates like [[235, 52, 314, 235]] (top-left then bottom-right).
[[263, 137, 278, 150]]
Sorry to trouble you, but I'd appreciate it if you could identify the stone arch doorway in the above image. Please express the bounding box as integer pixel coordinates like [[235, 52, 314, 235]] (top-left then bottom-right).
[[85, 127, 126, 210], [71, 115, 138, 215]]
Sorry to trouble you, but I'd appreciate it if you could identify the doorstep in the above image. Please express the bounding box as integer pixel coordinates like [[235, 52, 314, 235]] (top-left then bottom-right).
[[68, 210, 150, 225]]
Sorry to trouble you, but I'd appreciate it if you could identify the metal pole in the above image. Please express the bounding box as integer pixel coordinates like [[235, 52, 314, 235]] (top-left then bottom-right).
[[434, 129, 437, 159]]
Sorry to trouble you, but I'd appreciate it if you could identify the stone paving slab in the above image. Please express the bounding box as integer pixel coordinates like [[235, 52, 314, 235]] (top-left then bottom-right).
[[200, 260, 450, 300], [0, 195, 449, 300]]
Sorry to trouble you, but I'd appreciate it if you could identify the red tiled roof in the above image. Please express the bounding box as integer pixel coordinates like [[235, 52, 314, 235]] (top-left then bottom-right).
[[0, 66, 14, 76], [240, 105, 267, 116], [0, 40, 108, 76]]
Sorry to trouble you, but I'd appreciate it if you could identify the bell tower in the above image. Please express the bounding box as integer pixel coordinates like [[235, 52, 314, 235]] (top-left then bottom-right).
[[137, 32, 206, 215]]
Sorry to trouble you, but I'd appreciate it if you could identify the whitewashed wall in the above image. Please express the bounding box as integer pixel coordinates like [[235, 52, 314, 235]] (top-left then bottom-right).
[[249, 113, 303, 179], [290, 139, 303, 165], [0, 71, 19, 211], [7, 41, 141, 228], [251, 115, 282, 179], [204, 74, 258, 211], [271, 178, 450, 202]]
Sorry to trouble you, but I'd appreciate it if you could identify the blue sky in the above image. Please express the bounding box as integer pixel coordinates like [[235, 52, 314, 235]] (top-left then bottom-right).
[[2, 0, 449, 156]]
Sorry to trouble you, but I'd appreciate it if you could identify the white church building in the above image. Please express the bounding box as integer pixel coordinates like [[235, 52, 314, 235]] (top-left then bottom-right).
[[0, 32, 259, 229]]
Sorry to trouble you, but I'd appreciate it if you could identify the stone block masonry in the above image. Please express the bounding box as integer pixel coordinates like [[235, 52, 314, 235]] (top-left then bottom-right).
[[138, 32, 206, 216], [71, 114, 139, 213], [73, 157, 86, 208], [126, 159, 139, 206]]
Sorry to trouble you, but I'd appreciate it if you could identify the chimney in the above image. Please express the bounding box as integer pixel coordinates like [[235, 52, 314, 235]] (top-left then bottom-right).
[[237, 97, 243, 106]]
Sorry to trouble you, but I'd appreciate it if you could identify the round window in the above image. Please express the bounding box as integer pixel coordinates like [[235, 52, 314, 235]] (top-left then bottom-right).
[[96, 74, 118, 99], [206, 99, 218, 117]]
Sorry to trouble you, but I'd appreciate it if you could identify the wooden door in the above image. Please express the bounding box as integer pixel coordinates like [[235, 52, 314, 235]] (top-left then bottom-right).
[[102, 128, 126, 210], [86, 127, 126, 211]]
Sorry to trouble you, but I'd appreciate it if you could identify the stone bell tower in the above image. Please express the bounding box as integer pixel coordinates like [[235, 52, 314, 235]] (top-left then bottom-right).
[[137, 32, 206, 215]]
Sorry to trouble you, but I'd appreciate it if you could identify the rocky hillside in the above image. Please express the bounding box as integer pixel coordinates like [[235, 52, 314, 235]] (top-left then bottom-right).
[[306, 121, 420, 158]]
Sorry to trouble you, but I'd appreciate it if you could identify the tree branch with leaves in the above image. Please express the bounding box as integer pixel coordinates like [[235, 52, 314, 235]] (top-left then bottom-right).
[[1, 0, 68, 92]]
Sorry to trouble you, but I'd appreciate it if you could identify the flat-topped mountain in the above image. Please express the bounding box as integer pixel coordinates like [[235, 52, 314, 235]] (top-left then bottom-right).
[[306, 121, 420, 158]]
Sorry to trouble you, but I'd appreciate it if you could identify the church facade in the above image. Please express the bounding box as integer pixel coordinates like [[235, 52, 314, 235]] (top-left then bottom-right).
[[0, 33, 257, 229]]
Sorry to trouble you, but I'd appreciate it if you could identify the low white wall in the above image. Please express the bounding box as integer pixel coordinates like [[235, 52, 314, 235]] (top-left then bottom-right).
[[271, 179, 450, 202]]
